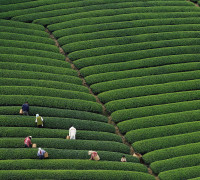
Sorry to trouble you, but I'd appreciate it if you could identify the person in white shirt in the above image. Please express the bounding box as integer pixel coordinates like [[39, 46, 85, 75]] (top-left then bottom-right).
[[37, 148, 46, 160], [69, 126, 76, 140]]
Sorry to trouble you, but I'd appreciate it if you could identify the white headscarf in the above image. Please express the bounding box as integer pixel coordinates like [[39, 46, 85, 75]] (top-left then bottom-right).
[[38, 147, 41, 151], [36, 114, 39, 118], [88, 150, 95, 155]]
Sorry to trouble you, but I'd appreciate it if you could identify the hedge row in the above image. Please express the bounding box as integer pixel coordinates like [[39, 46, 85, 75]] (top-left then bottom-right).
[[63, 30, 200, 53], [0, 19, 44, 30], [74, 45, 200, 69], [0, 54, 71, 68], [0, 47, 64, 61], [106, 89, 200, 113], [81, 54, 200, 77], [0, 86, 95, 102], [0, 170, 154, 180], [0, 25, 48, 37], [52, 12, 200, 36], [0, 138, 129, 153], [99, 78, 200, 104], [0, 159, 145, 171], [125, 121, 200, 144], [0, 62, 76, 76], [0, 32, 54, 45], [0, 39, 59, 53], [150, 153, 200, 174], [62, 23, 200, 48], [55, 18, 200, 40], [45, 6, 200, 30], [143, 142, 200, 164], [0, 0, 144, 13], [0, 107, 107, 122], [0, 69, 82, 85], [0, 95, 102, 113], [10, 1, 192, 23], [112, 100, 200, 122], [0, 0, 75, 12], [0, 148, 138, 163], [133, 131, 200, 154], [68, 37, 200, 61], [117, 109, 200, 132], [0, 127, 120, 142], [0, 78, 88, 93], [0, 148, 138, 162], [0, 0, 34, 6], [0, 115, 113, 132], [158, 166, 200, 180]]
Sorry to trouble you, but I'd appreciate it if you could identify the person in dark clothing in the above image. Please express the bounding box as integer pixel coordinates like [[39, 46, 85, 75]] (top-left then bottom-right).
[[22, 102, 29, 115]]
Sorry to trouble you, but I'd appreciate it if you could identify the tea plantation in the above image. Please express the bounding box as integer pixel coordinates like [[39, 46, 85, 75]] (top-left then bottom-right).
[[1, 0, 200, 179]]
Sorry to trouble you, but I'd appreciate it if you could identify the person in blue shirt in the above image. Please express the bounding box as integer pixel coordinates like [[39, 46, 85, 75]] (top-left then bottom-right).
[[37, 148, 46, 159], [22, 102, 29, 115]]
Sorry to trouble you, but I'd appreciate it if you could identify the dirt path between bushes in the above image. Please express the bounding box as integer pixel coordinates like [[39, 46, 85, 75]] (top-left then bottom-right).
[[45, 28, 159, 180]]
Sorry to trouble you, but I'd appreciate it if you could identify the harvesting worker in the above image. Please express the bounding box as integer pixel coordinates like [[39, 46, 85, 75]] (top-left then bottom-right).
[[121, 155, 127, 162], [88, 150, 100, 161], [35, 114, 44, 128], [69, 126, 76, 140], [24, 136, 32, 148], [37, 147, 46, 160], [22, 102, 29, 115]]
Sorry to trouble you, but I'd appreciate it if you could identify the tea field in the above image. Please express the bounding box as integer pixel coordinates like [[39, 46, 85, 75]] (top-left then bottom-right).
[[1, 0, 200, 179]]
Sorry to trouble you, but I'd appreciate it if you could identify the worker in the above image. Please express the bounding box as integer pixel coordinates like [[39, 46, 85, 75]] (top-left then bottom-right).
[[37, 148, 46, 159], [88, 150, 100, 161], [121, 155, 127, 162], [22, 102, 29, 115], [35, 114, 44, 128], [24, 136, 32, 148], [69, 126, 76, 140]]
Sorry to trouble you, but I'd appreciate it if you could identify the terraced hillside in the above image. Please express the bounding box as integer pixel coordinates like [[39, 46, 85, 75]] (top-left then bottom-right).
[[1, 0, 200, 179]]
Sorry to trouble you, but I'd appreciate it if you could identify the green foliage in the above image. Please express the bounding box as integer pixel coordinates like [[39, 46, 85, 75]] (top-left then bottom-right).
[[0, 25, 48, 37], [0, 32, 54, 45], [0, 138, 129, 153], [117, 109, 200, 132], [0, 169, 154, 180], [125, 121, 200, 144], [0, 148, 139, 162], [46, 6, 199, 30], [150, 153, 200, 174], [52, 12, 200, 36], [0, 115, 112, 132], [0, 127, 120, 142], [0, 159, 145, 171], [68, 36, 200, 59], [94, 70, 200, 95], [0, 107, 107, 122], [0, 39, 59, 53], [0, 19, 44, 30], [0, 86, 95, 102], [81, 54, 200, 77], [0, 46, 64, 60], [112, 100, 200, 122], [0, 54, 71, 68], [158, 165, 200, 180], [84, 61, 200, 86], [143, 142, 200, 164], [0, 78, 88, 93], [0, 62, 77, 76], [58, 21, 200, 44], [0, 95, 102, 113], [106, 89, 200, 113], [74, 45, 200, 69], [9, 1, 190, 22], [133, 131, 200, 154], [0, 69, 82, 85]]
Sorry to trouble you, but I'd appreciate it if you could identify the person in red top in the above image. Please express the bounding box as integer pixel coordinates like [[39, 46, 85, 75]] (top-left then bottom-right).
[[88, 150, 100, 161], [24, 136, 32, 148]]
